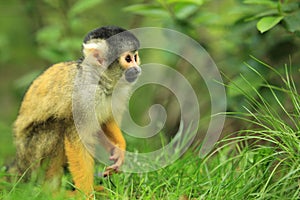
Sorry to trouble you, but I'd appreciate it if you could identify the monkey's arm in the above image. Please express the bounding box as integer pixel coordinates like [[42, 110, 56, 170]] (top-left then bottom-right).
[[101, 118, 126, 175]]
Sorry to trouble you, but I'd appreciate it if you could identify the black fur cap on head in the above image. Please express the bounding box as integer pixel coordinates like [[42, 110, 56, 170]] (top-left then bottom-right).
[[83, 26, 132, 43], [83, 26, 140, 63]]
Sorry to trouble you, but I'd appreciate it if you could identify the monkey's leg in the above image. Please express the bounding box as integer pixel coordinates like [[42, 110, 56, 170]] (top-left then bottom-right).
[[64, 135, 95, 197], [14, 125, 62, 183], [101, 119, 126, 175]]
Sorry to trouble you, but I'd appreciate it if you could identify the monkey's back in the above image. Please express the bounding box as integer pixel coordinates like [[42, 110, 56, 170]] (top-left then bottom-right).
[[13, 61, 78, 175], [14, 61, 77, 135]]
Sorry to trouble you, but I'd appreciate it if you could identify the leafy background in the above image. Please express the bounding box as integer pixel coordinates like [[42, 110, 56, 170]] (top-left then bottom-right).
[[0, 0, 299, 199]]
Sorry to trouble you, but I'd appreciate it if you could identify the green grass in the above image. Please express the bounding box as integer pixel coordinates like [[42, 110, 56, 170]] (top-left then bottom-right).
[[1, 61, 299, 199]]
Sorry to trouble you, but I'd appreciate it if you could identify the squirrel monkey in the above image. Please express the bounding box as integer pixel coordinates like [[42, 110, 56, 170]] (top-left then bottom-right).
[[10, 26, 141, 197]]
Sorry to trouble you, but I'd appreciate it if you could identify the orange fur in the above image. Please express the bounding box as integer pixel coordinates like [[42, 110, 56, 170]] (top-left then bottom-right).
[[64, 135, 95, 197], [102, 119, 126, 150]]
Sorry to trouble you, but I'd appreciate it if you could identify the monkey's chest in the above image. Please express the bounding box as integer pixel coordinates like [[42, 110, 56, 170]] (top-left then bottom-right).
[[95, 94, 113, 123], [94, 88, 129, 123]]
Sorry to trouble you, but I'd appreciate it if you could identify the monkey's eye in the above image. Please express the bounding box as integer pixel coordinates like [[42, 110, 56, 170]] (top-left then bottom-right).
[[125, 55, 132, 63], [134, 54, 137, 62]]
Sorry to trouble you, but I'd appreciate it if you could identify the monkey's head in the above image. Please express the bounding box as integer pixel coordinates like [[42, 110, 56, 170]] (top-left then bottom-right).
[[81, 26, 141, 83]]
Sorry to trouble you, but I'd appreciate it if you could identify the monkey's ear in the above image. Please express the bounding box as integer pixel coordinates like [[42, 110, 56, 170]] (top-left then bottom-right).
[[82, 42, 107, 66]]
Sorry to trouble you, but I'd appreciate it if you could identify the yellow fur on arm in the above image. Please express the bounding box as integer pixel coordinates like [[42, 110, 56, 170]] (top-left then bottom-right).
[[102, 119, 126, 150]]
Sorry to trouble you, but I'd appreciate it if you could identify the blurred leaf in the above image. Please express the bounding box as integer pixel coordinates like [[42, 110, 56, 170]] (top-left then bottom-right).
[[70, 18, 84, 31], [69, 0, 103, 17], [174, 4, 199, 20], [36, 26, 64, 62], [60, 37, 82, 52], [166, 0, 204, 6], [36, 26, 62, 43], [244, 0, 278, 8], [283, 11, 300, 33], [38, 47, 64, 62], [124, 4, 169, 18], [256, 16, 283, 33], [193, 11, 219, 24]]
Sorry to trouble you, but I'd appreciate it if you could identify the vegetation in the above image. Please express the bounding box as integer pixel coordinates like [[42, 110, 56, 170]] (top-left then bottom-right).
[[0, 0, 299, 199]]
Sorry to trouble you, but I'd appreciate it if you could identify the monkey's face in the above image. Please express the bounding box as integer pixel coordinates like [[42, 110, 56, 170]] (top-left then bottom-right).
[[82, 42, 141, 84], [82, 26, 141, 83], [119, 51, 141, 83]]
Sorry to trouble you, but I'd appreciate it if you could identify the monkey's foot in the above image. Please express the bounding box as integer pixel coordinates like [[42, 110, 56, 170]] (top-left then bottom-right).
[[103, 166, 119, 177], [103, 147, 124, 177]]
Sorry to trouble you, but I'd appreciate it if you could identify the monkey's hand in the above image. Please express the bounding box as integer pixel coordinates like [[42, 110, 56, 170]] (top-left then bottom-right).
[[103, 146, 124, 177]]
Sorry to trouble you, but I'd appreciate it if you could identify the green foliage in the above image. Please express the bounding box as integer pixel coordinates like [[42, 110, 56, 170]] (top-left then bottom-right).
[[68, 0, 103, 17], [122, 0, 300, 113], [124, 0, 300, 35], [124, 4, 170, 18], [1, 61, 299, 199], [223, 60, 300, 199], [35, 0, 103, 63], [244, 0, 300, 35], [256, 16, 284, 33]]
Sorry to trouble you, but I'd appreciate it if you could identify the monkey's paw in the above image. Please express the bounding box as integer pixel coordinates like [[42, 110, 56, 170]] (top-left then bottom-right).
[[103, 147, 124, 177]]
